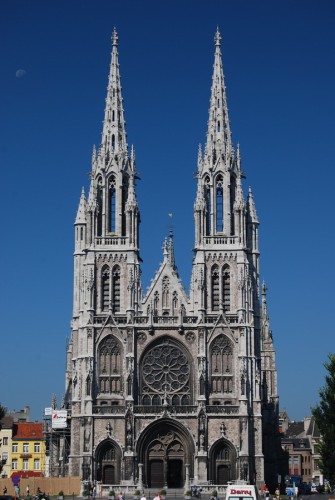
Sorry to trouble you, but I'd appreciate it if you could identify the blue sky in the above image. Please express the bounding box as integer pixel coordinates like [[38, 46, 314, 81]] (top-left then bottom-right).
[[1, 0, 334, 421]]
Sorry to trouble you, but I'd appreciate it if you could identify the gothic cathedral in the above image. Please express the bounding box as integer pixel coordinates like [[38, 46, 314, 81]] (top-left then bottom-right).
[[64, 30, 282, 490]]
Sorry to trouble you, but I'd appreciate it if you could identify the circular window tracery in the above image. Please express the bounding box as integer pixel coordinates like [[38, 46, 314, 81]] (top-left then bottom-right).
[[141, 340, 191, 404]]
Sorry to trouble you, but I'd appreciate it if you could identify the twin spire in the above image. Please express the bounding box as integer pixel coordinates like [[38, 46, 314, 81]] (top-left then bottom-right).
[[101, 28, 128, 156], [101, 28, 231, 163], [205, 28, 232, 160]]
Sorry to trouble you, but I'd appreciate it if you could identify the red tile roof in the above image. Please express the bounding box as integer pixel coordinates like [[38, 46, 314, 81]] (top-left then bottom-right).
[[12, 422, 44, 440]]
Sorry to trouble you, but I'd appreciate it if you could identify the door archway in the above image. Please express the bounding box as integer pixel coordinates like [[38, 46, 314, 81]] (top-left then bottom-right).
[[137, 419, 194, 488], [209, 439, 237, 484], [95, 439, 122, 484]]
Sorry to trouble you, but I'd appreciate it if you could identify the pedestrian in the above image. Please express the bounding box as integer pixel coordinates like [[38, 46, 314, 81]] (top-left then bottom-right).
[[27, 485, 30, 497], [93, 486, 96, 500], [153, 493, 160, 500], [3, 487, 7, 494], [275, 488, 280, 500], [140, 494, 146, 500], [118, 492, 124, 500]]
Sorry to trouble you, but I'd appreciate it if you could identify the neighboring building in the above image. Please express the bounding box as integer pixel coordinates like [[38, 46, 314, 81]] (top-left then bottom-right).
[[304, 417, 322, 485], [281, 416, 322, 486], [8, 406, 30, 423], [11, 422, 45, 478], [0, 416, 14, 478], [62, 30, 283, 489]]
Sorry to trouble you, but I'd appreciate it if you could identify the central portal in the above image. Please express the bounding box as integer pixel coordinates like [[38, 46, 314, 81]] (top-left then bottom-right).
[[137, 420, 194, 489], [147, 430, 185, 488]]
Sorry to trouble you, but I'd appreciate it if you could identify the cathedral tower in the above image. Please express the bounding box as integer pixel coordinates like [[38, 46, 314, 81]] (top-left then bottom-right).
[[63, 30, 281, 491]]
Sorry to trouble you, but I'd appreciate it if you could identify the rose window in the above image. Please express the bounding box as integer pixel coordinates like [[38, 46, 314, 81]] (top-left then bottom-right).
[[141, 340, 191, 405]]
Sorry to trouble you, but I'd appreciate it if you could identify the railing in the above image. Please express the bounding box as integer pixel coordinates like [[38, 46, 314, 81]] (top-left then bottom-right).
[[204, 314, 238, 324], [206, 405, 239, 415], [134, 405, 198, 415], [204, 236, 237, 245], [92, 314, 237, 326], [93, 405, 126, 415], [95, 236, 127, 245], [92, 405, 199, 416]]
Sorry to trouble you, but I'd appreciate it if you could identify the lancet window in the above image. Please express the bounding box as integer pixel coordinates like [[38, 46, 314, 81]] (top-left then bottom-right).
[[101, 266, 110, 311], [111, 266, 120, 313], [210, 335, 234, 395], [204, 176, 211, 235], [97, 178, 103, 237], [211, 265, 220, 311], [222, 266, 230, 312], [108, 176, 116, 233], [98, 335, 122, 394], [162, 276, 170, 309], [172, 291, 178, 315], [216, 175, 224, 232]]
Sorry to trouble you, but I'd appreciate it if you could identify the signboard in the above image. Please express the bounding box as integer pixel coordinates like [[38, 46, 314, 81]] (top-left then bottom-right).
[[44, 407, 52, 416], [51, 410, 68, 429], [12, 474, 20, 485]]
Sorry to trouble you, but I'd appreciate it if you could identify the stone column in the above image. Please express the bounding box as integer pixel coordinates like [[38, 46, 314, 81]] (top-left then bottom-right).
[[138, 463, 143, 491], [184, 463, 190, 491]]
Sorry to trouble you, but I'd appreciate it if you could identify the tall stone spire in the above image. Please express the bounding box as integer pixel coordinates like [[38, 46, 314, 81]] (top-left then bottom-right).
[[101, 28, 128, 155], [205, 28, 232, 160]]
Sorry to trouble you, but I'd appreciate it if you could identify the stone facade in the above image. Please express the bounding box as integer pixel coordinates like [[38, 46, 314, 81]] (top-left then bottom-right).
[[64, 29, 282, 490]]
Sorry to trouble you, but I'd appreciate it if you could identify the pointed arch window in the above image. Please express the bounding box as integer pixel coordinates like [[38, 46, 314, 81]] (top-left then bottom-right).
[[153, 291, 159, 315], [212, 266, 220, 311], [121, 183, 127, 236], [112, 266, 120, 313], [112, 110, 115, 122], [97, 178, 103, 237], [98, 335, 122, 394], [204, 176, 211, 235], [216, 175, 224, 232], [108, 176, 116, 233], [162, 276, 169, 309], [111, 134, 115, 150], [210, 335, 234, 395], [217, 121, 221, 133], [101, 266, 110, 311], [86, 374, 91, 396], [222, 266, 230, 312], [172, 291, 178, 315]]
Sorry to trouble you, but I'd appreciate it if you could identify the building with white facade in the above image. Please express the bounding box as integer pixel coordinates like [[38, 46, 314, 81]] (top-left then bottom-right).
[[62, 29, 283, 490]]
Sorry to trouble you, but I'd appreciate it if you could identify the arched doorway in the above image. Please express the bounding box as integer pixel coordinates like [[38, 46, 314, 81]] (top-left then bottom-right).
[[137, 419, 194, 489], [95, 439, 122, 484], [209, 439, 237, 485]]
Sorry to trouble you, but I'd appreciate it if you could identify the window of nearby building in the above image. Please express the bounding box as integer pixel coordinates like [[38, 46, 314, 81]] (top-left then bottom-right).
[[2, 452, 8, 463], [34, 459, 40, 470], [12, 443, 18, 453], [12, 459, 18, 470], [23, 443, 29, 452], [3, 437, 8, 446], [34, 443, 40, 453], [22, 459, 29, 470]]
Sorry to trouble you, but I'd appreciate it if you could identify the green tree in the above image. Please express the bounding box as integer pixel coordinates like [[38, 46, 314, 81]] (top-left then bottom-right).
[[312, 353, 335, 487], [0, 403, 5, 421]]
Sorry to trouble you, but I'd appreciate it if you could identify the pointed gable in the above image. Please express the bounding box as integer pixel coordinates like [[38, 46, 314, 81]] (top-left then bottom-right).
[[143, 234, 189, 316]]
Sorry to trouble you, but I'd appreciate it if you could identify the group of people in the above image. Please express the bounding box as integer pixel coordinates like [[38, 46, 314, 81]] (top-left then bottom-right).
[[261, 485, 281, 500]]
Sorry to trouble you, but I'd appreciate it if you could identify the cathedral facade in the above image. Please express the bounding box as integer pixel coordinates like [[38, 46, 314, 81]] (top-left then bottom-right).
[[64, 30, 281, 490]]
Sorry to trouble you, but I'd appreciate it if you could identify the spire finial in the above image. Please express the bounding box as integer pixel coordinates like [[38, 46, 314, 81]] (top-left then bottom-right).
[[215, 27, 221, 47], [112, 28, 118, 47]]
